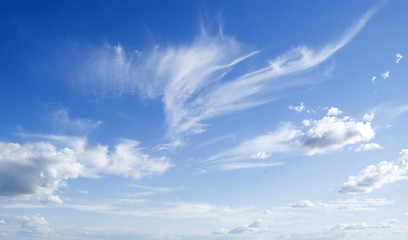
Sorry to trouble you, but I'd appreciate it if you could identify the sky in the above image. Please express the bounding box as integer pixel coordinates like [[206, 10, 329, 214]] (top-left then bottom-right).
[[0, 0, 408, 239]]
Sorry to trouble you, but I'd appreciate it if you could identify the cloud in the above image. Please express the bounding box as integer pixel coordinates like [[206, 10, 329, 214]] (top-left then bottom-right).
[[331, 220, 395, 231], [381, 70, 390, 79], [340, 148, 408, 194], [0, 141, 82, 203], [206, 123, 300, 170], [297, 114, 375, 155], [327, 107, 343, 116], [355, 143, 382, 152], [51, 108, 103, 134], [208, 109, 375, 170], [77, 6, 378, 145], [396, 53, 403, 63], [371, 76, 376, 83], [289, 102, 305, 112], [0, 136, 171, 203], [369, 102, 408, 122], [213, 219, 267, 235], [363, 112, 374, 122], [291, 198, 393, 212], [0, 214, 58, 238]]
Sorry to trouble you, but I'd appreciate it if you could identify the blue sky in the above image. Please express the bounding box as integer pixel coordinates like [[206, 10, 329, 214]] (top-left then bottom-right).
[[1, 0, 408, 239]]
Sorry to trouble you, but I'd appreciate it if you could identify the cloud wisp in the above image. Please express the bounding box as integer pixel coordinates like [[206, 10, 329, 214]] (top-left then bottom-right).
[[78, 6, 379, 145], [206, 108, 375, 170]]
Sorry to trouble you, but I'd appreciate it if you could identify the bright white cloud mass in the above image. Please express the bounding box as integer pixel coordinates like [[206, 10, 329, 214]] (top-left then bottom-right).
[[1, 1, 408, 239]]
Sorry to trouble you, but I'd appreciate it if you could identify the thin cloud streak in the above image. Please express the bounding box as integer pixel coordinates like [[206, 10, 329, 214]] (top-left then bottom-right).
[[78, 5, 379, 145]]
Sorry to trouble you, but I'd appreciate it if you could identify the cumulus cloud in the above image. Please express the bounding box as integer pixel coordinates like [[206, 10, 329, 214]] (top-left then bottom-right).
[[371, 76, 376, 83], [208, 109, 376, 170], [213, 219, 267, 235], [0, 136, 171, 203], [341, 149, 408, 194], [395, 53, 403, 63], [297, 115, 375, 155], [381, 70, 390, 79], [289, 102, 305, 112], [0, 141, 82, 203], [327, 107, 343, 116], [77, 7, 377, 145], [291, 198, 393, 212], [355, 143, 382, 152]]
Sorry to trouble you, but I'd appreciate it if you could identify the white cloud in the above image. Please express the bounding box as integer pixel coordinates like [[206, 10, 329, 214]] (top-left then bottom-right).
[[206, 123, 300, 170], [327, 107, 343, 116], [78, 8, 377, 145], [381, 70, 390, 79], [396, 53, 403, 63], [371, 76, 376, 83], [0, 136, 171, 203], [0, 214, 58, 238], [0, 141, 82, 203], [341, 148, 408, 194], [369, 102, 408, 122], [213, 219, 267, 235], [297, 115, 375, 155], [208, 110, 375, 170], [289, 102, 305, 112], [291, 198, 393, 212], [331, 220, 395, 231], [363, 112, 374, 121], [355, 143, 383, 152], [51, 108, 102, 134]]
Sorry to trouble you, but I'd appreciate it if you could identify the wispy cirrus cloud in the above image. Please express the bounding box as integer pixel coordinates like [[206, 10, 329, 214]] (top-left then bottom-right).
[[395, 53, 403, 63], [77, 5, 379, 145]]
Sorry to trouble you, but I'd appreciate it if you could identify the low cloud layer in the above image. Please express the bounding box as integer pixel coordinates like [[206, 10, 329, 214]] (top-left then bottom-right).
[[0, 136, 171, 203]]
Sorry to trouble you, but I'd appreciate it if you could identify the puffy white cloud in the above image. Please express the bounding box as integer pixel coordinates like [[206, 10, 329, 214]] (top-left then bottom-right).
[[0, 141, 82, 203], [327, 107, 343, 116], [363, 112, 374, 122], [396, 53, 403, 63], [355, 143, 382, 152], [369, 102, 408, 122], [381, 70, 390, 79], [291, 198, 393, 212], [77, 8, 376, 145], [289, 102, 305, 112], [341, 149, 408, 193], [298, 115, 375, 155], [371, 76, 376, 83], [0, 136, 171, 203]]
